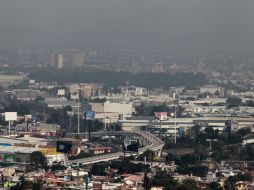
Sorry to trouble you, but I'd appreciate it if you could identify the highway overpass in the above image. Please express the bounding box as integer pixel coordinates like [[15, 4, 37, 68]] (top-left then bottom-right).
[[66, 131, 164, 166]]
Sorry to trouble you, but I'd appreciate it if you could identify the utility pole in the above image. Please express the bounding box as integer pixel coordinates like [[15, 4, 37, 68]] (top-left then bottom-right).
[[160, 119, 162, 138], [174, 107, 177, 144], [104, 105, 107, 131], [69, 113, 72, 132], [86, 119, 88, 140], [8, 121, 11, 135], [88, 120, 91, 141], [77, 106, 80, 134]]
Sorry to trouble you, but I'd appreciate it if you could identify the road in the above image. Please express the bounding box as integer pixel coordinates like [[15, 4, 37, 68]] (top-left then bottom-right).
[[66, 131, 164, 166]]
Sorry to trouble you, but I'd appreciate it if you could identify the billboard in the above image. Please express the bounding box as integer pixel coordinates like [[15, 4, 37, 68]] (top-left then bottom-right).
[[154, 112, 168, 121], [56, 141, 73, 153], [4, 154, 16, 163], [123, 138, 139, 153], [5, 112, 17, 121], [84, 111, 95, 120]]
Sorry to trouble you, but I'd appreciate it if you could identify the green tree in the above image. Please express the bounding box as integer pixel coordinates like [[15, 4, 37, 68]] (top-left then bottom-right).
[[50, 164, 67, 172], [180, 154, 198, 165], [206, 182, 223, 190], [63, 105, 72, 112], [177, 165, 208, 177], [151, 171, 178, 190], [35, 96, 45, 103], [12, 176, 42, 190], [224, 176, 236, 190], [204, 127, 215, 138], [138, 149, 155, 162], [5, 103, 30, 115], [195, 144, 209, 161], [181, 179, 199, 190], [32, 182, 42, 190], [246, 100, 254, 107], [30, 151, 46, 167], [47, 112, 61, 124], [29, 67, 207, 90], [143, 172, 151, 190], [165, 153, 177, 163], [245, 144, 254, 160], [92, 98, 107, 103], [237, 127, 251, 137], [174, 186, 190, 190], [151, 104, 170, 114], [192, 125, 201, 139], [226, 96, 242, 107], [110, 159, 150, 174], [91, 163, 108, 176], [224, 126, 231, 137], [224, 173, 252, 190]]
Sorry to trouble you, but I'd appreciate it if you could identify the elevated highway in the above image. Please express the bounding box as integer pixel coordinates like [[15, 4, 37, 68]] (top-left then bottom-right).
[[66, 131, 164, 166]]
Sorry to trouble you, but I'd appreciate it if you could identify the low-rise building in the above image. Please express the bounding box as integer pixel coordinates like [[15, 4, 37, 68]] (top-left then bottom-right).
[[44, 98, 80, 109]]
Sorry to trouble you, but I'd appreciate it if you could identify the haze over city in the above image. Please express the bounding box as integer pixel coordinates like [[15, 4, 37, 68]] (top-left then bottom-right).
[[0, 1, 254, 190], [1, 0, 254, 53]]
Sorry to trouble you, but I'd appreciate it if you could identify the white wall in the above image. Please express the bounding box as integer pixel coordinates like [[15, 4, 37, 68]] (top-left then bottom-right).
[[104, 102, 133, 115]]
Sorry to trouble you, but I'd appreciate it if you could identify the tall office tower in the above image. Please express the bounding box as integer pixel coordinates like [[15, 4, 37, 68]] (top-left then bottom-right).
[[51, 52, 64, 69], [152, 62, 164, 73], [57, 53, 64, 69], [51, 52, 56, 66], [72, 51, 85, 67]]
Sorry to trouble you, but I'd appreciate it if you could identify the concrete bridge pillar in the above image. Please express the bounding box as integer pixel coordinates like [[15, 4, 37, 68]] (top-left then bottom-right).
[[155, 149, 162, 157]]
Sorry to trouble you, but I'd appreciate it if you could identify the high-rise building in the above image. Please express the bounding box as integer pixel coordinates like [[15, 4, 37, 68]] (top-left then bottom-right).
[[57, 53, 64, 69], [51, 52, 64, 69], [152, 62, 164, 73], [72, 51, 85, 67]]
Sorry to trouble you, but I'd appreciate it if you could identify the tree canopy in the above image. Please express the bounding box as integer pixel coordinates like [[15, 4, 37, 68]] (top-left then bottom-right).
[[226, 96, 242, 107], [30, 151, 46, 167], [29, 67, 207, 89], [181, 179, 199, 190]]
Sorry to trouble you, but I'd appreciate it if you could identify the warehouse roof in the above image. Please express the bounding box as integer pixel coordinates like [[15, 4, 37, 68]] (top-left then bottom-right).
[[0, 145, 39, 154]]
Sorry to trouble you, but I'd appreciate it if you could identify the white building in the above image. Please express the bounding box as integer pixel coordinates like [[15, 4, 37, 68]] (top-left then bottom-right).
[[45, 154, 65, 166], [44, 97, 80, 109], [0, 74, 27, 84], [69, 84, 80, 94], [190, 106, 226, 114], [200, 85, 223, 94], [90, 101, 134, 123]]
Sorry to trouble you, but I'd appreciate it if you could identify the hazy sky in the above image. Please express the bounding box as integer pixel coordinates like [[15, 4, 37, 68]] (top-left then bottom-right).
[[0, 0, 254, 53]]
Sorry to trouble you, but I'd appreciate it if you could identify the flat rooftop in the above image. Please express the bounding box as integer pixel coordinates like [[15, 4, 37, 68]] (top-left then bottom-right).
[[0, 145, 39, 154], [0, 136, 48, 146]]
